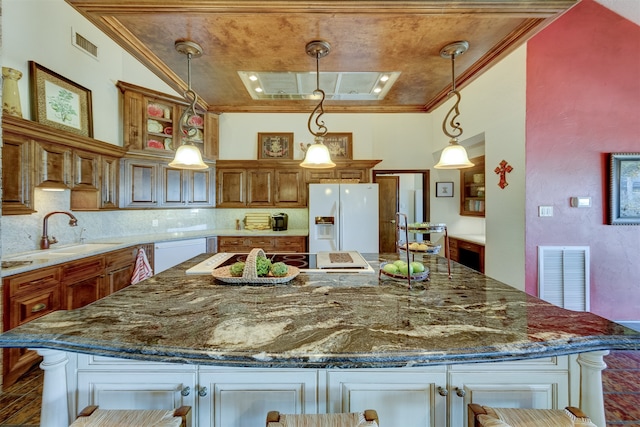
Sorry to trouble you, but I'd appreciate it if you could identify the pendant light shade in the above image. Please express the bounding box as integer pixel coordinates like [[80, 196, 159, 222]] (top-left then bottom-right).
[[434, 41, 474, 170], [168, 144, 208, 170], [170, 40, 208, 170], [434, 138, 474, 169], [300, 136, 336, 169], [300, 40, 336, 169]]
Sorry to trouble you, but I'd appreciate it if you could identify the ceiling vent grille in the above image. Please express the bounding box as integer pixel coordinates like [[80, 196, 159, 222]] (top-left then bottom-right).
[[72, 28, 98, 60], [238, 71, 400, 101]]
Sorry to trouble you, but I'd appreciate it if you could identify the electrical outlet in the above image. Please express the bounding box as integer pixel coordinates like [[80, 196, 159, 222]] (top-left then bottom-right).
[[152, 219, 159, 227], [538, 206, 553, 217]]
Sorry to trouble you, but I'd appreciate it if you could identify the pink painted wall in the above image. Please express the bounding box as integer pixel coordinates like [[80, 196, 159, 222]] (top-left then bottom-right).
[[525, 0, 640, 320]]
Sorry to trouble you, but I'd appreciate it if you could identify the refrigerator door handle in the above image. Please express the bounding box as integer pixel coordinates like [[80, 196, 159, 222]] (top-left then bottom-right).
[[337, 199, 343, 250]]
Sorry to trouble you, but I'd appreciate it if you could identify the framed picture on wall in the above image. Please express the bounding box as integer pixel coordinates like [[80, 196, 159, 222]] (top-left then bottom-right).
[[258, 132, 294, 159], [608, 152, 640, 225], [323, 132, 353, 159], [436, 181, 454, 197], [29, 61, 93, 137]]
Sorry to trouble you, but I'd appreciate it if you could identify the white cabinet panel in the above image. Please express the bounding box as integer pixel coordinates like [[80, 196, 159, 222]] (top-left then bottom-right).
[[327, 369, 447, 427], [448, 371, 570, 427], [77, 371, 196, 413], [198, 369, 318, 427]]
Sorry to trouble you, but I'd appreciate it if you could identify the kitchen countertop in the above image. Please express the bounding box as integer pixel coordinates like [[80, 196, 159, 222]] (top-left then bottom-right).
[[448, 234, 486, 245], [0, 228, 309, 277], [0, 253, 637, 369]]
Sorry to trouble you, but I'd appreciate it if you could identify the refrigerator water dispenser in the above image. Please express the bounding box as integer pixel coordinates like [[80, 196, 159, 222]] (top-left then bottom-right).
[[314, 216, 335, 240]]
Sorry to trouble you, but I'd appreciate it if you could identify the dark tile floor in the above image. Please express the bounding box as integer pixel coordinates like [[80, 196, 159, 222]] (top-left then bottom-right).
[[0, 351, 638, 426]]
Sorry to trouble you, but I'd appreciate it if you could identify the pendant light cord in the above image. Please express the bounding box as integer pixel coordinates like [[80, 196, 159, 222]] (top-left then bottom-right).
[[179, 51, 199, 140], [308, 50, 328, 138], [442, 51, 463, 140]]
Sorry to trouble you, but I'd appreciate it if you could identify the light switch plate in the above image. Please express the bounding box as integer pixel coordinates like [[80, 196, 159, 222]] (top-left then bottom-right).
[[539, 206, 553, 217]]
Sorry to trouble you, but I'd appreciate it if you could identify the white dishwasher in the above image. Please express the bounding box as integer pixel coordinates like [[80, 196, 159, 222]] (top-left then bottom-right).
[[154, 238, 207, 274]]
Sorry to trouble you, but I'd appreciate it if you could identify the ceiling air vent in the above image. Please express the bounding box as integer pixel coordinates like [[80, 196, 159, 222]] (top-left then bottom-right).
[[72, 28, 99, 60]]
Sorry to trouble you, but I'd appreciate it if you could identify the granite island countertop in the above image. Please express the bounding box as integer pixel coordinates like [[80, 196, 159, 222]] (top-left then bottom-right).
[[0, 254, 637, 369]]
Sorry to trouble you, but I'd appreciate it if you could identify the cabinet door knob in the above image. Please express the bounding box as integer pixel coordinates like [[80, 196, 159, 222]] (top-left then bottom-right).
[[198, 386, 208, 397], [437, 386, 448, 397], [181, 386, 191, 396], [455, 387, 466, 397]]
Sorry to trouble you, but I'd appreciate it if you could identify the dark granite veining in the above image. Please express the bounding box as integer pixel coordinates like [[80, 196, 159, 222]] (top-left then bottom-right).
[[0, 254, 637, 368]]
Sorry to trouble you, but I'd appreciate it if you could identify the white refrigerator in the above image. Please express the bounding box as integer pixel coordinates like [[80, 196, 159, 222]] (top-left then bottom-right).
[[308, 183, 379, 253]]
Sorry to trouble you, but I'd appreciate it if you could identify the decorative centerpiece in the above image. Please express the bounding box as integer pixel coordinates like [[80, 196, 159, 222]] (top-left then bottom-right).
[[211, 248, 299, 284]]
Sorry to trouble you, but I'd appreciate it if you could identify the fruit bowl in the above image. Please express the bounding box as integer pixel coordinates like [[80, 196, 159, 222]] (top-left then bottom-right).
[[379, 262, 429, 281]]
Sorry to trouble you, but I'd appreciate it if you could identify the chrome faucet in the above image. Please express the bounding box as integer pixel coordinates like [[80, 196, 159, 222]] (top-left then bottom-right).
[[41, 211, 78, 250]]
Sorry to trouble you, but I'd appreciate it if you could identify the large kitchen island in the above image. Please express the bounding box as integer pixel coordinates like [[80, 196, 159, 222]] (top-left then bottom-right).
[[0, 253, 637, 427]]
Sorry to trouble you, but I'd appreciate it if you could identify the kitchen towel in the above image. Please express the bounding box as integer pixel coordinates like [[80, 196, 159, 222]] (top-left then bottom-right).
[[131, 247, 153, 284]]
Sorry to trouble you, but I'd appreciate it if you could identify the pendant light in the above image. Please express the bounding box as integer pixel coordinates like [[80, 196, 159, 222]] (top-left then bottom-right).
[[169, 40, 208, 170], [300, 40, 336, 169], [434, 41, 474, 170]]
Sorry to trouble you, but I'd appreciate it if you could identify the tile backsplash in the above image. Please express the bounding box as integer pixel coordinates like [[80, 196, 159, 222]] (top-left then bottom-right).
[[1, 189, 308, 256]]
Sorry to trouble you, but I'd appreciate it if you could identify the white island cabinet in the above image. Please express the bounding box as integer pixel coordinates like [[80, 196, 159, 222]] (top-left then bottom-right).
[[71, 353, 578, 427]]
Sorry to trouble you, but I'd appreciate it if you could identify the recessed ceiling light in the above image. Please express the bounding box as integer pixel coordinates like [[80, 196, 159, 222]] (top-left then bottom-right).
[[238, 71, 400, 101], [255, 87, 263, 93]]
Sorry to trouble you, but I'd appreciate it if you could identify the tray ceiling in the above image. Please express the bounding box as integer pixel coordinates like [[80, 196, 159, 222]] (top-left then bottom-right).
[[66, 0, 578, 113]]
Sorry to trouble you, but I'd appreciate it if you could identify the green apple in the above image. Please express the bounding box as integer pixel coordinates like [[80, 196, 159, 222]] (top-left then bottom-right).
[[393, 260, 407, 268], [383, 263, 399, 274], [398, 263, 414, 276], [410, 261, 425, 273]]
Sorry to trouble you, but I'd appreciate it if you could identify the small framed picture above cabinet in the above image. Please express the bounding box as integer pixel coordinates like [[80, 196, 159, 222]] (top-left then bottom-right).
[[258, 132, 293, 159], [460, 156, 485, 217]]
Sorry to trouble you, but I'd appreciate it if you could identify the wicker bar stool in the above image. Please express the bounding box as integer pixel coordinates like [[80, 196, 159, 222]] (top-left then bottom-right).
[[468, 404, 596, 427], [70, 405, 191, 427], [266, 409, 379, 427]]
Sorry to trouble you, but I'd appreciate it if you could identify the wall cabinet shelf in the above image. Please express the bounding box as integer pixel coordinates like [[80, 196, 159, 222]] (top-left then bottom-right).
[[117, 81, 219, 161], [460, 156, 485, 217]]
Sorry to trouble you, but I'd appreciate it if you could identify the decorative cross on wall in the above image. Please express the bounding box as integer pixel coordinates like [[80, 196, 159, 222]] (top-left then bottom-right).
[[495, 160, 513, 189]]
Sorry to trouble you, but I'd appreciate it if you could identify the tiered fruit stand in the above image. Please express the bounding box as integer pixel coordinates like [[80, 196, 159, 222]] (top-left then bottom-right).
[[380, 213, 452, 288]]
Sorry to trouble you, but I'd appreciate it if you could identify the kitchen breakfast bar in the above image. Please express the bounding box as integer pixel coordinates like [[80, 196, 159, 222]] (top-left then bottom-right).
[[0, 253, 638, 427]]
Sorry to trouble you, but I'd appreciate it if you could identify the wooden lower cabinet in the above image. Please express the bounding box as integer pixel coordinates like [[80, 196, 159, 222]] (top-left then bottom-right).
[[72, 354, 575, 427], [61, 255, 105, 310], [218, 235, 306, 253], [448, 237, 485, 273], [2, 266, 61, 386], [2, 244, 152, 386]]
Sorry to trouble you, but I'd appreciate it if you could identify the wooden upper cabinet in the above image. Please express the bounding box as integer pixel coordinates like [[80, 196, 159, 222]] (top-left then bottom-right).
[[117, 81, 219, 161], [1, 130, 34, 215], [1, 116, 127, 214], [216, 160, 380, 208], [275, 169, 305, 206], [120, 158, 159, 208], [247, 169, 273, 206], [72, 149, 100, 191], [34, 140, 72, 190], [217, 168, 246, 207], [460, 155, 485, 217]]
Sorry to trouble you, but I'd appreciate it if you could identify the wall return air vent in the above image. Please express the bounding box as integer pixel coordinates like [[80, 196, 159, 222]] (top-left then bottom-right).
[[72, 28, 98, 60]]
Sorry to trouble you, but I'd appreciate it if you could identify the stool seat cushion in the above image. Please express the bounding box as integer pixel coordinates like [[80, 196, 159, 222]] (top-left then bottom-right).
[[267, 412, 378, 427], [70, 409, 183, 427], [478, 407, 597, 427]]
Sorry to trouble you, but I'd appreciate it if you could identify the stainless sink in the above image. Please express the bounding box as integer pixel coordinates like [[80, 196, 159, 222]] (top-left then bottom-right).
[[4, 243, 123, 263]]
